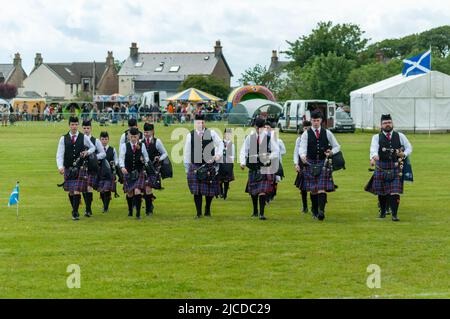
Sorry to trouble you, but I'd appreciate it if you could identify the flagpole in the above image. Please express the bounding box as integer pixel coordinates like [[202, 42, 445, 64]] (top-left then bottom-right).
[[428, 46, 432, 137], [16, 181, 19, 221]]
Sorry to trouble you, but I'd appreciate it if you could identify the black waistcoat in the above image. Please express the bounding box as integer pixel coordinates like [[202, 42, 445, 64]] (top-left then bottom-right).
[[190, 129, 215, 164], [63, 132, 85, 167], [222, 140, 234, 164], [105, 147, 115, 163], [89, 136, 97, 153], [379, 131, 402, 161], [307, 127, 330, 160], [124, 142, 144, 171], [144, 137, 160, 162], [246, 133, 271, 167]]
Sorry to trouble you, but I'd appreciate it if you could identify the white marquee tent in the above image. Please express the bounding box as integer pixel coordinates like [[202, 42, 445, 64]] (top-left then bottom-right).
[[350, 71, 450, 131]]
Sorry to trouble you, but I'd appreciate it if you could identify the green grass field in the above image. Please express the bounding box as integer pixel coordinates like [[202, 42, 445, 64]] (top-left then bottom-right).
[[0, 122, 449, 299]]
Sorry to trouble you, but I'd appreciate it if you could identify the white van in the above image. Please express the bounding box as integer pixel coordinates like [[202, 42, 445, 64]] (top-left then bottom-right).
[[278, 100, 336, 133], [140, 91, 167, 109]]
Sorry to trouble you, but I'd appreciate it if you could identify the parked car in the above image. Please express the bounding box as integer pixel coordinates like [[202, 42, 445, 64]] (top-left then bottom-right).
[[332, 110, 355, 133]]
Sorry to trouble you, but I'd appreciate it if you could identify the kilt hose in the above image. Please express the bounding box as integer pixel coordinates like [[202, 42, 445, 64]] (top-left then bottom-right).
[[123, 170, 146, 193], [366, 160, 403, 195], [245, 170, 275, 196], [187, 163, 220, 197], [63, 167, 89, 193], [303, 159, 335, 193]]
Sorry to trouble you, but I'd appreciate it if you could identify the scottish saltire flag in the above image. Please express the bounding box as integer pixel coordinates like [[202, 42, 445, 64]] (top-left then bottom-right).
[[8, 183, 19, 207], [402, 50, 431, 77]]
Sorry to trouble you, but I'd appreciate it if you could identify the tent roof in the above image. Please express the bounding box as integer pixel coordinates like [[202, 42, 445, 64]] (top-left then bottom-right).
[[350, 71, 450, 98], [234, 98, 282, 117]]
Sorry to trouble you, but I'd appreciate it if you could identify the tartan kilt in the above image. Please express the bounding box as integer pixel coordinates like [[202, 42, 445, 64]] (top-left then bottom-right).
[[145, 173, 162, 189], [63, 167, 88, 193], [87, 172, 98, 190], [97, 176, 116, 193], [367, 160, 403, 195], [218, 163, 235, 182], [294, 171, 305, 190], [123, 170, 146, 193], [187, 163, 220, 196], [303, 159, 335, 193], [245, 170, 275, 196]]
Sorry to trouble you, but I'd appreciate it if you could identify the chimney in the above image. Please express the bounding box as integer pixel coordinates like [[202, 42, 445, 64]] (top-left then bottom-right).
[[34, 53, 43, 68], [13, 53, 22, 67], [106, 51, 114, 66], [214, 40, 222, 57], [130, 42, 138, 58], [271, 50, 278, 64]]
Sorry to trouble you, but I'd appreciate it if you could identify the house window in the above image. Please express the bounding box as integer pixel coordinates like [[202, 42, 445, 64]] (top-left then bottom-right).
[[169, 66, 180, 72], [82, 79, 90, 92], [135, 62, 144, 67], [154, 66, 163, 72]]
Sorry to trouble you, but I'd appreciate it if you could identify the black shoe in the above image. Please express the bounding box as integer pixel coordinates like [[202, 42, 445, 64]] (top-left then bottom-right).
[[84, 211, 90, 217], [72, 212, 78, 221], [195, 214, 202, 219], [378, 213, 386, 219], [317, 211, 325, 221], [302, 207, 309, 214], [204, 212, 211, 217], [136, 216, 141, 220], [259, 215, 267, 220], [251, 212, 258, 217], [392, 216, 400, 222], [103, 209, 108, 214], [128, 213, 133, 218]]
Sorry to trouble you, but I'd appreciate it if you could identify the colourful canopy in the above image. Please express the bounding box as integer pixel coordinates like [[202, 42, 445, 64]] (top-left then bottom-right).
[[166, 88, 221, 102]]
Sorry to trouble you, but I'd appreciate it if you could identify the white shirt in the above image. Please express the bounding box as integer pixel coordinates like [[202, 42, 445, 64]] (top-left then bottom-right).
[[84, 134, 106, 160], [299, 127, 341, 159], [103, 145, 119, 166], [183, 128, 224, 172], [278, 138, 286, 164], [142, 137, 169, 161], [370, 131, 412, 159], [222, 140, 235, 162], [56, 131, 96, 170], [239, 131, 280, 166], [293, 136, 302, 165], [119, 142, 150, 168]]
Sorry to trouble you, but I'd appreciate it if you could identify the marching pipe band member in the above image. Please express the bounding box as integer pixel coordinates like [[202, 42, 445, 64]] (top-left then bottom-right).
[[141, 122, 169, 216], [81, 119, 106, 217], [119, 127, 149, 219], [183, 114, 224, 218], [294, 120, 312, 214], [56, 116, 96, 221], [366, 114, 413, 221], [218, 128, 235, 200], [240, 117, 279, 220], [119, 118, 143, 146], [98, 131, 119, 213], [299, 111, 340, 221]]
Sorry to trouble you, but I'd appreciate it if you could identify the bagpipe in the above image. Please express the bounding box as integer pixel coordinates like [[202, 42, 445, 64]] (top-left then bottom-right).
[[142, 157, 163, 190], [194, 162, 219, 184], [57, 155, 85, 187]]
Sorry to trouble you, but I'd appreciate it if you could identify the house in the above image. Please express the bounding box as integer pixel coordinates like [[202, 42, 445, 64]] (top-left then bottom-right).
[[22, 52, 119, 100], [118, 41, 233, 95], [0, 53, 28, 88], [268, 50, 290, 78]]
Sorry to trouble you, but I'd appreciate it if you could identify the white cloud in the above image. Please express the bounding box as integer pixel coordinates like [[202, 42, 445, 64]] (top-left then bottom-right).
[[1, 0, 449, 86]]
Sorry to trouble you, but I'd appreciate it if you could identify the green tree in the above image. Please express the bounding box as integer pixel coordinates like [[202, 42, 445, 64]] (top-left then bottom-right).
[[284, 21, 369, 68], [238, 64, 285, 97], [179, 75, 230, 100]]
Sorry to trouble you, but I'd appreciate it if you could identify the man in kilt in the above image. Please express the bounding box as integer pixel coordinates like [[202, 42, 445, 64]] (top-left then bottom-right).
[[294, 120, 312, 214], [98, 131, 119, 213], [218, 128, 235, 200], [81, 119, 106, 217], [299, 111, 340, 221], [240, 117, 279, 220], [183, 114, 224, 218], [265, 120, 286, 203], [119, 118, 143, 146], [141, 122, 169, 216], [56, 116, 96, 221], [119, 127, 150, 219], [366, 114, 412, 221]]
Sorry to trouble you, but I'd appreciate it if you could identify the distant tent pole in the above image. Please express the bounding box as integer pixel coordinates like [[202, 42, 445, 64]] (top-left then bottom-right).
[[428, 46, 432, 136]]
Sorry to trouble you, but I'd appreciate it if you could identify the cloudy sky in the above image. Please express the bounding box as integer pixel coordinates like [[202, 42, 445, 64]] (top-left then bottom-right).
[[1, 0, 449, 85]]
